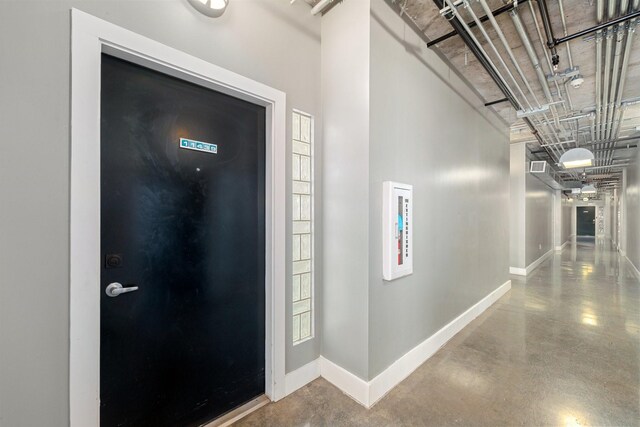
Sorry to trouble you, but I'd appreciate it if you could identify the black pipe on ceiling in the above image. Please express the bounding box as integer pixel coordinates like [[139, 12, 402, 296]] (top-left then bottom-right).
[[484, 98, 509, 107], [553, 9, 640, 46], [426, 0, 530, 47], [382, 0, 548, 151], [530, 144, 637, 155], [536, 0, 560, 68]]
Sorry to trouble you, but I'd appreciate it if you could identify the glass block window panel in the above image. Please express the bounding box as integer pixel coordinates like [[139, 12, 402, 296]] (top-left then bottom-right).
[[292, 110, 314, 345]]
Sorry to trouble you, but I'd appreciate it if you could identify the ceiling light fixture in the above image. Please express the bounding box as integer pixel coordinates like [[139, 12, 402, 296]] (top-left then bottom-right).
[[570, 75, 584, 89], [187, 0, 228, 18], [583, 197, 589, 202], [559, 147, 594, 169], [581, 185, 597, 194]]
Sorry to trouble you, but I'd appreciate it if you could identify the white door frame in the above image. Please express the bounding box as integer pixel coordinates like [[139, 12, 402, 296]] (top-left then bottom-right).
[[70, 9, 286, 426]]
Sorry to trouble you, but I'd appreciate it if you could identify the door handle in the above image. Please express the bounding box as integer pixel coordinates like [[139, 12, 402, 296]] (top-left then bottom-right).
[[105, 282, 139, 297]]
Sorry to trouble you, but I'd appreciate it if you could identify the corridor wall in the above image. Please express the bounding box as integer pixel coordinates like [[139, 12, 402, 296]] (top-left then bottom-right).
[[625, 146, 640, 273]]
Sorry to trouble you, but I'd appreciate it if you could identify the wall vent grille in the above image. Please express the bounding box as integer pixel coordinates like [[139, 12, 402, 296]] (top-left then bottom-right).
[[530, 161, 547, 173]]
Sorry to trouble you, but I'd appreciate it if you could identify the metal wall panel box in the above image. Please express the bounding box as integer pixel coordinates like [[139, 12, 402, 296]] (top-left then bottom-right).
[[383, 181, 413, 281]]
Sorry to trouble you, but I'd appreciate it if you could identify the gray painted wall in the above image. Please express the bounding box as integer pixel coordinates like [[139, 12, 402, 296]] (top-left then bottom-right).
[[525, 172, 554, 266], [320, 0, 371, 380], [367, 2, 510, 379], [0, 2, 321, 425], [625, 150, 640, 271], [510, 143, 526, 268], [561, 196, 573, 244], [510, 145, 554, 268]]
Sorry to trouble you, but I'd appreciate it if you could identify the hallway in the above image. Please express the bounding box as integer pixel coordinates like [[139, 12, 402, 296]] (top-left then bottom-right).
[[238, 239, 640, 426]]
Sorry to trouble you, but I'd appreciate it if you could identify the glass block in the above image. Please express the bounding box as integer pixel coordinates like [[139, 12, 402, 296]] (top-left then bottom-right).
[[293, 221, 310, 234], [293, 299, 311, 315], [300, 234, 311, 260], [292, 154, 300, 181], [292, 112, 300, 141], [293, 235, 301, 261], [301, 273, 311, 299], [293, 140, 310, 156], [300, 195, 311, 220], [293, 314, 300, 342], [300, 311, 311, 339], [293, 181, 310, 195], [293, 274, 301, 301], [292, 194, 301, 220], [300, 155, 311, 182], [301, 115, 311, 143], [293, 260, 311, 275]]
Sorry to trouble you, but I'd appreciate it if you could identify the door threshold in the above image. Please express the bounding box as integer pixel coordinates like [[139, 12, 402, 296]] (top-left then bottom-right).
[[202, 395, 270, 427]]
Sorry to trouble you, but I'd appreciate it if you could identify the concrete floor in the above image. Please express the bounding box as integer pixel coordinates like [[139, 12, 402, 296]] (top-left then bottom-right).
[[237, 238, 640, 426]]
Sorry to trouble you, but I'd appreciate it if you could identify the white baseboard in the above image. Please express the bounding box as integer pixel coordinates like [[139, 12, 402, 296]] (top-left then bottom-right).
[[319, 356, 370, 406], [311, 280, 511, 408], [510, 249, 553, 276], [555, 240, 570, 251], [284, 358, 320, 396], [626, 256, 640, 281], [509, 266, 526, 275], [526, 249, 553, 275], [367, 279, 511, 406]]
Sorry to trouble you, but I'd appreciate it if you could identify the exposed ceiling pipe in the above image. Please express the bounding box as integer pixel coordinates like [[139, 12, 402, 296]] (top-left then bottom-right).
[[536, 0, 560, 69], [510, 11, 554, 104], [433, 0, 559, 160], [606, 0, 629, 142], [476, 0, 570, 152], [456, 0, 566, 160], [595, 0, 604, 144], [310, 0, 334, 15], [527, 2, 571, 125], [553, 8, 640, 45], [427, 0, 530, 47], [557, 0, 574, 69], [607, 0, 639, 168], [599, 0, 617, 159]]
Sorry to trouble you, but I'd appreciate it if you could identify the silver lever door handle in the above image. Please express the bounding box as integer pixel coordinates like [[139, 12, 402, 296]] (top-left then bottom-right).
[[105, 282, 139, 297]]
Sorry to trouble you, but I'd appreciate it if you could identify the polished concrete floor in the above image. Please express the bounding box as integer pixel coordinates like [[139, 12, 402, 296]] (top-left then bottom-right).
[[238, 238, 640, 426]]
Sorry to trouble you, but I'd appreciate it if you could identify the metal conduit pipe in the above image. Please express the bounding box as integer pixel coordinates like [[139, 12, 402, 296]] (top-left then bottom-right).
[[605, 0, 627, 143], [442, 0, 562, 160], [595, 0, 605, 143], [426, 0, 530, 47], [478, 0, 542, 106], [600, 0, 616, 152], [527, 1, 571, 124], [537, 0, 560, 68], [458, 0, 532, 109], [461, 0, 567, 159], [607, 0, 640, 168], [512, 7, 568, 136], [510, 11, 554, 104], [475, 0, 568, 148], [557, 0, 574, 69]]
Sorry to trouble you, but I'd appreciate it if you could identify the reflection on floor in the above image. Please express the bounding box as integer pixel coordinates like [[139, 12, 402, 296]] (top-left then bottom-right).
[[237, 237, 640, 426]]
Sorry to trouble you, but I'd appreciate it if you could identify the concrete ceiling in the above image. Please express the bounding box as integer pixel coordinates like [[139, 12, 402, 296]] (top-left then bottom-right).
[[306, 0, 640, 191]]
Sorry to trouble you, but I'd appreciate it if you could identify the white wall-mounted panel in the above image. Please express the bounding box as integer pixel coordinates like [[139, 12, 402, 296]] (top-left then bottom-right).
[[382, 182, 413, 281]]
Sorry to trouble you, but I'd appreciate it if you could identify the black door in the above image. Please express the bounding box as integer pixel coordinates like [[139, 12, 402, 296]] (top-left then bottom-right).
[[100, 54, 265, 426], [576, 206, 596, 236]]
